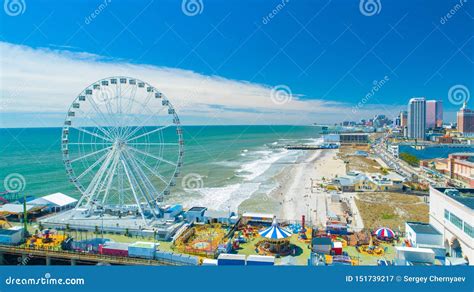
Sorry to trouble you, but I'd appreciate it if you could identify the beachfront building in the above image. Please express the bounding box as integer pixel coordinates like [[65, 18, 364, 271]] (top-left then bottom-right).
[[448, 153, 474, 188], [426, 100, 443, 129], [241, 212, 274, 225], [429, 187, 473, 264], [331, 171, 404, 192], [408, 97, 426, 140], [420, 153, 474, 188], [406, 222, 443, 247], [205, 209, 239, 224], [457, 102, 474, 136], [339, 133, 369, 147], [29, 192, 77, 212], [185, 207, 207, 223], [405, 222, 445, 258], [160, 204, 183, 220]]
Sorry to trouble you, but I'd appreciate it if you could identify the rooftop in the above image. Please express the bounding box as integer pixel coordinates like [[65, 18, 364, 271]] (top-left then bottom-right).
[[312, 237, 332, 245], [187, 206, 207, 212], [0, 228, 22, 235], [406, 222, 441, 235], [340, 133, 369, 136], [449, 152, 474, 157], [434, 188, 474, 210], [29, 192, 77, 207], [0, 203, 40, 214]]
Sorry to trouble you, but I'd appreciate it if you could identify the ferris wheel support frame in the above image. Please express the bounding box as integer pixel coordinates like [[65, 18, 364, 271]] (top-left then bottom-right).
[[61, 76, 183, 225]]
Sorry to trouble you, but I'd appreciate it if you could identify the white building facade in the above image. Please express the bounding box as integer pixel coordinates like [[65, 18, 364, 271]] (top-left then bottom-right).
[[408, 97, 426, 140], [429, 187, 474, 265]]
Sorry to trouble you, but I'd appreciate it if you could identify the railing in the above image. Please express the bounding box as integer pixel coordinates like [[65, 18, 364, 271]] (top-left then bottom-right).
[[0, 244, 184, 266]]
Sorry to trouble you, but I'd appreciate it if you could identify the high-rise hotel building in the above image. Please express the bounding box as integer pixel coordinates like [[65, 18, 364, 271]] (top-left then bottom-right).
[[426, 100, 443, 129], [457, 102, 474, 136], [408, 97, 426, 140]]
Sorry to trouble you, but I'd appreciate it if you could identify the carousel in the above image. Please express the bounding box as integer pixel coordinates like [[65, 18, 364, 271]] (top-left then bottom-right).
[[256, 217, 293, 256]]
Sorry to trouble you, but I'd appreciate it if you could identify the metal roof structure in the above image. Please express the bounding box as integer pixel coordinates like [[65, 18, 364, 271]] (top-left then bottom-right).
[[29, 192, 77, 207], [0, 203, 39, 214], [406, 222, 441, 235], [436, 188, 474, 210]]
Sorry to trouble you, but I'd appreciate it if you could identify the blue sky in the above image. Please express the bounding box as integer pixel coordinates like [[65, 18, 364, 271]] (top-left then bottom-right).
[[0, 0, 473, 126]]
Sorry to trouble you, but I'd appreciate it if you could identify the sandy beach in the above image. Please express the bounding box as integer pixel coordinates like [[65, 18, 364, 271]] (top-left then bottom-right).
[[270, 149, 346, 226]]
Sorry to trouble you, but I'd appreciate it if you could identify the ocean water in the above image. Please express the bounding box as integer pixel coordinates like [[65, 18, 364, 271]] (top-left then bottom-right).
[[0, 126, 321, 211]]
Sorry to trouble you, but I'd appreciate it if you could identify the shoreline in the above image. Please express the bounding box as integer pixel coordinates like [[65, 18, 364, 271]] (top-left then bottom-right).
[[268, 149, 346, 225]]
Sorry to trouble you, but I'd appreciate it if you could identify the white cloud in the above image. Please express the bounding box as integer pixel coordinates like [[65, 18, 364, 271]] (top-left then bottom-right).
[[0, 41, 401, 127]]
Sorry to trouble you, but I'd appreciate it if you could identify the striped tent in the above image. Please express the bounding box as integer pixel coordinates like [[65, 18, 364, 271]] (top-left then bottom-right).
[[375, 227, 395, 239], [259, 218, 292, 240]]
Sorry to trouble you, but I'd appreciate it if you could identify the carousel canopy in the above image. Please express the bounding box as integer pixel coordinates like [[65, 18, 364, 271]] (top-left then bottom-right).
[[375, 227, 395, 238], [259, 219, 292, 240]]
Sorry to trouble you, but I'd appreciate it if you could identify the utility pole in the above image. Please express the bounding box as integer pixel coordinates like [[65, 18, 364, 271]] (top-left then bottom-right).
[[22, 193, 29, 238]]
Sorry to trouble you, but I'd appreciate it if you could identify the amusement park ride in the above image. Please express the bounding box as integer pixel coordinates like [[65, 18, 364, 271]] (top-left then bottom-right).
[[47, 76, 184, 229]]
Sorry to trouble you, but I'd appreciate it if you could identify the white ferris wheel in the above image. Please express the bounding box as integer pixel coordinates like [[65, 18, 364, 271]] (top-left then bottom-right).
[[61, 77, 183, 222]]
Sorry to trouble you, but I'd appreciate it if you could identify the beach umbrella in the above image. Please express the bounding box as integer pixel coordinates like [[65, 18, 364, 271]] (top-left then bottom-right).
[[374, 227, 395, 239], [259, 218, 292, 240]]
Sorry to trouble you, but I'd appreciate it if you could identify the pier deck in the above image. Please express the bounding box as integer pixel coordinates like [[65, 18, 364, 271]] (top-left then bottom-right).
[[0, 245, 182, 266]]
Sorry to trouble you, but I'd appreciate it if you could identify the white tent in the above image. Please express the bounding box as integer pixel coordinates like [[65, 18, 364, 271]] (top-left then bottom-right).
[[29, 192, 77, 211]]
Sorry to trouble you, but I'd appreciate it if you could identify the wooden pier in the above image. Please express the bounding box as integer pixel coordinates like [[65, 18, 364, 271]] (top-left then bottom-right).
[[285, 145, 338, 150]]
